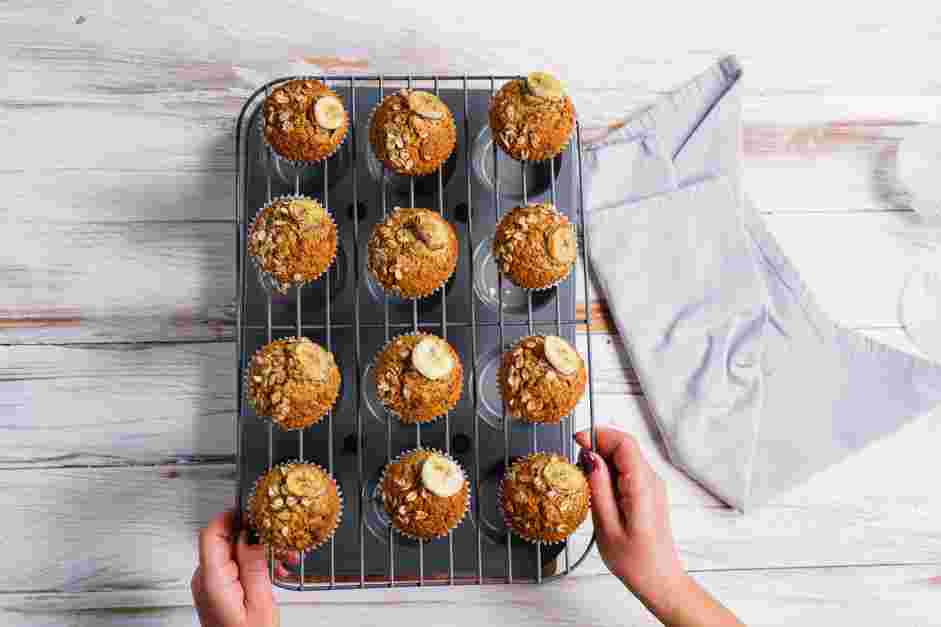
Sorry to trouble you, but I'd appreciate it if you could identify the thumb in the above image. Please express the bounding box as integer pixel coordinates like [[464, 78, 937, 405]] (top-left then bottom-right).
[[235, 530, 275, 615], [579, 449, 624, 536]]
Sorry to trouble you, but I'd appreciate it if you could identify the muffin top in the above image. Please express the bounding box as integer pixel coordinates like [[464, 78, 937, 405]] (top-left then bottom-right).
[[248, 196, 337, 293], [493, 203, 577, 290], [374, 333, 463, 424], [263, 79, 348, 163], [500, 453, 590, 544], [498, 335, 586, 424], [381, 449, 469, 540], [369, 89, 457, 176], [247, 336, 341, 430], [489, 72, 576, 162], [248, 462, 342, 552], [367, 207, 459, 298]]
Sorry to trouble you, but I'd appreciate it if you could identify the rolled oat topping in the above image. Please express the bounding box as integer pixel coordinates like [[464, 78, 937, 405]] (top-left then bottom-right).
[[248, 462, 342, 552], [367, 207, 458, 299], [492, 203, 576, 290], [263, 79, 349, 163], [369, 89, 457, 176], [501, 453, 590, 544], [248, 196, 337, 294], [498, 335, 586, 424], [488, 76, 575, 162], [247, 336, 341, 430]]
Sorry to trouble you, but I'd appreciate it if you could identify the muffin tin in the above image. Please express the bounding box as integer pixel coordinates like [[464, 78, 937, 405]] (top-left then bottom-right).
[[235, 75, 597, 590]]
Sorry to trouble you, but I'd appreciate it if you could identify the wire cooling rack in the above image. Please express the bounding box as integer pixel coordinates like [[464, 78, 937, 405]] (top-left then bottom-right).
[[235, 75, 596, 590]]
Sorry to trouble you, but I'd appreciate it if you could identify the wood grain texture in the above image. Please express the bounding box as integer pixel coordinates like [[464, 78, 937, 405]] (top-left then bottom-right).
[[0, 343, 235, 466], [4, 564, 941, 624]]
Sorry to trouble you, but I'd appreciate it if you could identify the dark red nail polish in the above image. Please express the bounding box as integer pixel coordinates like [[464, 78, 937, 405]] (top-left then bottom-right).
[[578, 449, 595, 473]]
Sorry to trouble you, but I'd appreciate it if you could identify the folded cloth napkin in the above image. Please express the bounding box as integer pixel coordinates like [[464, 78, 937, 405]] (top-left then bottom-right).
[[584, 56, 941, 511]]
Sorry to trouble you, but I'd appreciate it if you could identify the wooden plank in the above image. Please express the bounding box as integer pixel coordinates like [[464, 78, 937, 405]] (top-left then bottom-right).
[[0, 343, 235, 466], [2, 565, 940, 625]]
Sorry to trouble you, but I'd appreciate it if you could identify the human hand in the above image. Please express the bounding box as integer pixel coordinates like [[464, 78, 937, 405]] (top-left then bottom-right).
[[191, 510, 279, 627], [575, 428, 743, 626], [575, 428, 682, 595]]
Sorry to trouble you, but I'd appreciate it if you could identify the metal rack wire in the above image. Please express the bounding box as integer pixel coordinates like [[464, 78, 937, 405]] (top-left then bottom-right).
[[235, 74, 596, 591]]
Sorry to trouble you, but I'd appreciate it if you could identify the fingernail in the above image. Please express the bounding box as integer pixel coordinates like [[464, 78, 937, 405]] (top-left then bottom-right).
[[247, 528, 260, 546], [578, 449, 595, 474]]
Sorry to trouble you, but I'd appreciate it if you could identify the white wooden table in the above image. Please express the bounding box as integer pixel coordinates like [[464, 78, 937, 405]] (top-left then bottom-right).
[[3, 3, 941, 625]]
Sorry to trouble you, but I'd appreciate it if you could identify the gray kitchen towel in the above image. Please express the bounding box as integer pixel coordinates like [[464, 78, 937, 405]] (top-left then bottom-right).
[[585, 56, 941, 511]]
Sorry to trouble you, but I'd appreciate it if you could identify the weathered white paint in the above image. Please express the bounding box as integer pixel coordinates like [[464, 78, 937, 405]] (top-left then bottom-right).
[[5, 0, 941, 623]]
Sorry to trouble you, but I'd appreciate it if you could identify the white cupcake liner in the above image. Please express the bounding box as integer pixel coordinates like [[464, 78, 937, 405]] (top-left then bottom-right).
[[246, 459, 344, 554], [260, 79, 349, 169], [378, 447, 471, 542], [244, 336, 340, 431], [366, 208, 458, 300], [496, 334, 583, 425], [496, 452, 589, 546], [247, 193, 339, 295], [493, 204, 576, 293], [369, 332, 462, 426]]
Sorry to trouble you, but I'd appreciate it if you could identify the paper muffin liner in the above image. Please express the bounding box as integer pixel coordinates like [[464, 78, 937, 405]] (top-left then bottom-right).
[[493, 204, 576, 293], [369, 331, 463, 426], [244, 336, 340, 431], [247, 193, 339, 295], [496, 334, 584, 425], [496, 452, 590, 546], [246, 459, 344, 554], [377, 447, 471, 542], [366, 209, 458, 300], [259, 79, 349, 170]]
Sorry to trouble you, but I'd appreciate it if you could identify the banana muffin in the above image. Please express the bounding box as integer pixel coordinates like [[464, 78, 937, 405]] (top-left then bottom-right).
[[248, 462, 342, 552], [493, 203, 577, 290], [488, 71, 576, 162], [500, 452, 590, 544], [367, 207, 459, 299], [248, 195, 338, 294], [373, 333, 463, 424], [381, 449, 470, 540], [369, 89, 457, 176], [497, 335, 586, 424], [246, 336, 341, 430], [263, 79, 348, 163]]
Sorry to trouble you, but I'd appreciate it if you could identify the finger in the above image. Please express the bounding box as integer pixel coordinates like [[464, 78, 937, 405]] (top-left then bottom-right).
[[584, 427, 648, 479], [199, 510, 236, 570], [236, 529, 274, 614], [579, 449, 623, 535]]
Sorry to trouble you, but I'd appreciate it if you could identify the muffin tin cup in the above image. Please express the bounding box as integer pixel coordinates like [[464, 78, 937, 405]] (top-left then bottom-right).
[[368, 331, 462, 426], [496, 453, 589, 546], [247, 193, 340, 295], [244, 337, 340, 431], [246, 460, 345, 554], [258, 82, 350, 172], [378, 448, 471, 542], [496, 334, 583, 426]]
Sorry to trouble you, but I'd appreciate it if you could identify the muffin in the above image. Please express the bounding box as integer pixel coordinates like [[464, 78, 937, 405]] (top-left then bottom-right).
[[369, 89, 457, 176], [262, 79, 348, 163], [493, 203, 577, 290], [248, 195, 338, 294], [246, 336, 341, 430], [489, 71, 576, 161], [373, 333, 463, 424], [500, 452, 590, 544], [247, 462, 342, 552], [380, 449, 470, 540], [367, 207, 459, 298], [498, 335, 586, 424]]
